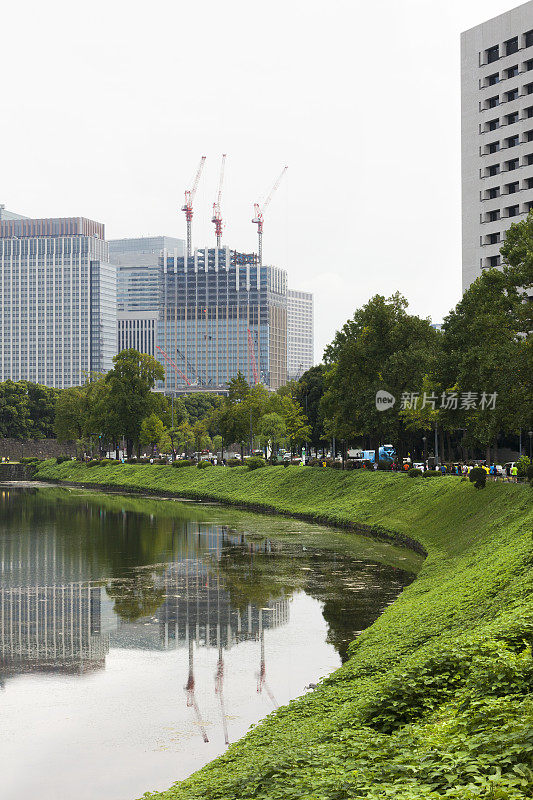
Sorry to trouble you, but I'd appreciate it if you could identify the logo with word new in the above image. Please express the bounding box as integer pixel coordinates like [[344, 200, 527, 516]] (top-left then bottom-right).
[[375, 390, 396, 412]]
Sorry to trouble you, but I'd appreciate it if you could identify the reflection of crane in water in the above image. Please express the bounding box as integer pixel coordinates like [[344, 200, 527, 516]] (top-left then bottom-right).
[[214, 565, 230, 745], [256, 610, 278, 709], [185, 635, 209, 743], [214, 643, 229, 745]]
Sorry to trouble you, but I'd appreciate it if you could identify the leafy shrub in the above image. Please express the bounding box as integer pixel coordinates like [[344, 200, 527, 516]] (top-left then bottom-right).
[[516, 455, 532, 478], [245, 456, 266, 470], [21, 457, 40, 464], [344, 460, 356, 470], [138, 457, 150, 464], [99, 459, 111, 466], [86, 460, 99, 468], [155, 457, 168, 465], [527, 463, 533, 481], [126, 458, 137, 464], [197, 460, 211, 469], [377, 460, 393, 471], [469, 466, 487, 489], [56, 455, 71, 464], [423, 469, 441, 477], [227, 458, 241, 467], [408, 467, 423, 477], [172, 459, 192, 468], [331, 461, 343, 469]]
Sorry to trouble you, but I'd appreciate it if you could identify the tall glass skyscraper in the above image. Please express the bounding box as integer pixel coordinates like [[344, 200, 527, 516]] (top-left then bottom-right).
[[0, 216, 116, 388], [158, 247, 287, 391], [109, 236, 184, 358]]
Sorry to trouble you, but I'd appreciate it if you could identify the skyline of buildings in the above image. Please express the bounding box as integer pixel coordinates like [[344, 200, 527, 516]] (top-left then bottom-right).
[[0, 214, 314, 390], [461, 0, 533, 301]]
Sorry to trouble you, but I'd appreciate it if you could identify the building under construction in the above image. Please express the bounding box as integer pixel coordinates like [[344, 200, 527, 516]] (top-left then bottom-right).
[[157, 247, 287, 392]]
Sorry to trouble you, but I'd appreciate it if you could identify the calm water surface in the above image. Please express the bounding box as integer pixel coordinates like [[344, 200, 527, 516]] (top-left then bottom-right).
[[0, 486, 420, 800]]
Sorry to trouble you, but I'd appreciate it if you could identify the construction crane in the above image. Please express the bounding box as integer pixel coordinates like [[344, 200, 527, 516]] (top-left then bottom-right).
[[252, 165, 288, 265], [247, 327, 259, 385], [182, 156, 207, 258], [155, 345, 191, 387], [174, 343, 204, 387], [211, 154, 227, 248]]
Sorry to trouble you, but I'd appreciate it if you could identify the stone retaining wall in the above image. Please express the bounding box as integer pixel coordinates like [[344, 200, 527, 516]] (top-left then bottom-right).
[[0, 439, 76, 460]]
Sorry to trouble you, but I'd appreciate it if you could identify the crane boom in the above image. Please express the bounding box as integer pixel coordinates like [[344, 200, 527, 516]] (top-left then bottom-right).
[[182, 156, 207, 258], [252, 165, 287, 265], [156, 345, 191, 387], [211, 154, 227, 248]]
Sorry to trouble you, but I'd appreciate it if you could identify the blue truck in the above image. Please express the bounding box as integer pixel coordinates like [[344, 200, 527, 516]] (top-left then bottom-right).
[[361, 444, 396, 464]]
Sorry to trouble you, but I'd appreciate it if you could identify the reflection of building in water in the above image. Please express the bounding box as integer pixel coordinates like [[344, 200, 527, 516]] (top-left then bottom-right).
[[157, 559, 290, 650], [110, 524, 290, 651], [0, 532, 109, 676]]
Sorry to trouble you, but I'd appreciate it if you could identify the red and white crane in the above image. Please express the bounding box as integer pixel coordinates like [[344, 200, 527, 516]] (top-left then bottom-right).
[[155, 345, 191, 388], [182, 156, 207, 258], [252, 165, 288, 265], [211, 154, 227, 248]]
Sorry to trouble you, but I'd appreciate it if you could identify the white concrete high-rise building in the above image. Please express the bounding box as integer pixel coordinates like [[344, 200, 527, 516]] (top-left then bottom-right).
[[287, 289, 314, 381], [462, 1, 533, 296]]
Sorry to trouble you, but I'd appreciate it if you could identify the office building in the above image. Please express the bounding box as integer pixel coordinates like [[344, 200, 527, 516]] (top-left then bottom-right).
[[0, 204, 27, 221], [287, 289, 314, 381], [158, 247, 287, 391], [109, 236, 184, 357], [0, 216, 116, 388], [462, 1, 533, 296]]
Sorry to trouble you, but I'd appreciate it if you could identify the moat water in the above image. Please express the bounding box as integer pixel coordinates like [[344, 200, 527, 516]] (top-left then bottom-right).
[[0, 486, 420, 800]]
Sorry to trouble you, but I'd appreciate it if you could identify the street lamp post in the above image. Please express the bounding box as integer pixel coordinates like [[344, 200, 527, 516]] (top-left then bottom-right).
[[422, 436, 427, 467]]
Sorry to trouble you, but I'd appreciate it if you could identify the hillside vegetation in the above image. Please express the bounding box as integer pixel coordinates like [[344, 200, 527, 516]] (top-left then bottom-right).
[[34, 461, 533, 799]]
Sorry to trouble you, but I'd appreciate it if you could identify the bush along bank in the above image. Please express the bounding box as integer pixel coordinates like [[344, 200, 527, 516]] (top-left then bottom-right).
[[33, 461, 533, 800]]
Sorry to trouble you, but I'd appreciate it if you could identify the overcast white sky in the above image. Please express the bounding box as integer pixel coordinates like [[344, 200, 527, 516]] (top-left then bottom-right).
[[0, 0, 522, 360]]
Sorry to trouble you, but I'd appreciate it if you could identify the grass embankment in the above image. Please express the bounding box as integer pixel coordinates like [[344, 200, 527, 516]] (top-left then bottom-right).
[[34, 462, 533, 799]]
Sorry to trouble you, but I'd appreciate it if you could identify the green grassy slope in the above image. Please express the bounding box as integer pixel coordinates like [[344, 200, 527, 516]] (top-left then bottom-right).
[[34, 462, 533, 799]]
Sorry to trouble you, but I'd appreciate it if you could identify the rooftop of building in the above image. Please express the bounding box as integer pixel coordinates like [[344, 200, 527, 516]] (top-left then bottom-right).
[[461, 0, 533, 36], [0, 205, 28, 221], [0, 216, 105, 240]]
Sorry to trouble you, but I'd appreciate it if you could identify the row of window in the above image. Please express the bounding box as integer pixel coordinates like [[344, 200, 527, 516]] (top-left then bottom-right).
[[482, 151, 533, 177], [483, 130, 533, 154], [481, 201, 533, 223], [484, 31, 533, 65], [482, 60, 533, 88], [481, 102, 533, 130], [482, 177, 533, 199]]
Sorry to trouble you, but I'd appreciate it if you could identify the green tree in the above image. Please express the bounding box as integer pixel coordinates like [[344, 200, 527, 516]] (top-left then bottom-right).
[[176, 421, 195, 456], [0, 381, 30, 439], [294, 366, 326, 454], [321, 293, 440, 460], [259, 412, 286, 458], [54, 386, 87, 442], [140, 414, 166, 454], [24, 382, 59, 438], [227, 371, 250, 402], [437, 267, 531, 461], [104, 350, 164, 457]]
